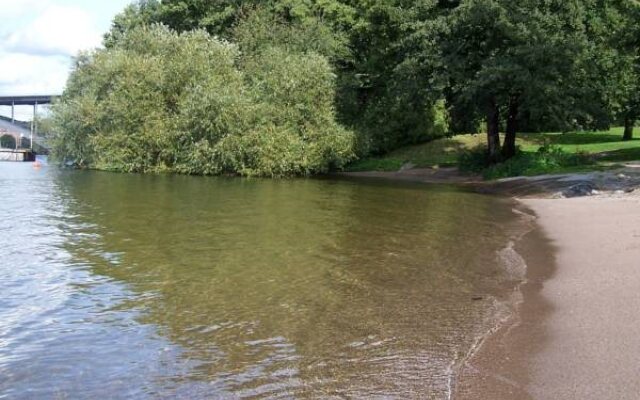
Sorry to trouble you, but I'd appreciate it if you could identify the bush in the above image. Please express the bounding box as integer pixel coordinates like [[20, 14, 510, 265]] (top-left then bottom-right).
[[355, 97, 450, 156], [459, 144, 594, 179], [458, 145, 493, 173], [51, 24, 355, 177]]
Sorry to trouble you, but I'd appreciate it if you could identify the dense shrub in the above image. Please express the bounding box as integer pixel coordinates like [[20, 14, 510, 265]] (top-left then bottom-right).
[[459, 144, 594, 180], [356, 97, 449, 155], [51, 25, 355, 177]]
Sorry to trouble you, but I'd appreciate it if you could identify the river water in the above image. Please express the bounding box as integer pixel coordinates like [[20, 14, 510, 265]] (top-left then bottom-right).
[[0, 162, 524, 399]]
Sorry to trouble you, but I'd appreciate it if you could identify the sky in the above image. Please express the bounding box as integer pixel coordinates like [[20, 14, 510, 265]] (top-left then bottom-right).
[[0, 0, 132, 97]]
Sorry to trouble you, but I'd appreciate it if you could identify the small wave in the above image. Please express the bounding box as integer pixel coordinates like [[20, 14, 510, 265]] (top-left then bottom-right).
[[447, 201, 538, 399]]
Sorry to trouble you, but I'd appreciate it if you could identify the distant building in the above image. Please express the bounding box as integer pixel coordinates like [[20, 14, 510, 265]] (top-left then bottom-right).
[[0, 118, 32, 149]]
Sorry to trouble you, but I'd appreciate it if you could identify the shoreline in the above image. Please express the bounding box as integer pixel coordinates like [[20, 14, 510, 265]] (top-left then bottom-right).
[[453, 201, 556, 399], [342, 167, 640, 399], [338, 163, 640, 199], [447, 199, 540, 400], [458, 194, 640, 399]]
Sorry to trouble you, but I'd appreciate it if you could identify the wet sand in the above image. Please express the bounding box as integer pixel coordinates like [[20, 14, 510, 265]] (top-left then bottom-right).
[[457, 193, 640, 399]]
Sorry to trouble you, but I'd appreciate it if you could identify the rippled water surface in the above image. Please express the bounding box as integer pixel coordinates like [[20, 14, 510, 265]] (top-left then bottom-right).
[[0, 162, 520, 399]]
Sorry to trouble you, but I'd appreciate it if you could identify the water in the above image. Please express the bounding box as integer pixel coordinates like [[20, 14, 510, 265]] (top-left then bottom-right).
[[0, 162, 523, 399]]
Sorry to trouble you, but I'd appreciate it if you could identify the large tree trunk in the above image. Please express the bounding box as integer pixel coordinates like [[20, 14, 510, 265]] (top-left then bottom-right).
[[486, 100, 501, 162], [623, 116, 635, 141], [502, 96, 519, 159]]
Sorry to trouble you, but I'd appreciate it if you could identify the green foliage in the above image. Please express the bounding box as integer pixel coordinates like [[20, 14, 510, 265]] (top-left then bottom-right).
[[349, 127, 640, 177], [109, 0, 357, 40], [105, 1, 450, 158], [83, 0, 640, 175], [221, 47, 356, 176], [439, 0, 591, 133], [608, 1, 640, 128], [51, 25, 355, 177], [232, 7, 349, 61], [104, 0, 162, 48], [346, 134, 485, 172], [338, 1, 450, 154], [460, 145, 594, 180], [345, 157, 406, 172], [159, 0, 244, 36]]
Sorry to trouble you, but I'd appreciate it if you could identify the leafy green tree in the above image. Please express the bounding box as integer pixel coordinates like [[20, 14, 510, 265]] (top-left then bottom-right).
[[232, 6, 349, 61], [609, 0, 640, 140], [156, 0, 356, 38], [103, 0, 162, 48], [335, 0, 450, 154], [51, 25, 355, 176], [620, 65, 640, 141], [99, 0, 640, 169], [159, 0, 250, 36], [108, 1, 449, 156], [438, 0, 595, 160]]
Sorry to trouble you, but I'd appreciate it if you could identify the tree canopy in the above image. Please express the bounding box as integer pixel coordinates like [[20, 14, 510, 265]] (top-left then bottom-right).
[[51, 0, 640, 174], [53, 25, 354, 177]]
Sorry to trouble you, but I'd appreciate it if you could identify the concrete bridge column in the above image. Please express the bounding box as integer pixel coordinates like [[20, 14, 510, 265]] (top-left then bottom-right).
[[11, 101, 14, 124], [32, 102, 37, 150]]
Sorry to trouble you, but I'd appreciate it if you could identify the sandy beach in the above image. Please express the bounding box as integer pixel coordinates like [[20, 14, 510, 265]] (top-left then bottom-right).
[[341, 166, 640, 399], [457, 191, 640, 399]]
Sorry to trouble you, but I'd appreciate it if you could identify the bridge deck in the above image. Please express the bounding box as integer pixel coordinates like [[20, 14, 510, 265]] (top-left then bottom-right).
[[0, 95, 56, 106]]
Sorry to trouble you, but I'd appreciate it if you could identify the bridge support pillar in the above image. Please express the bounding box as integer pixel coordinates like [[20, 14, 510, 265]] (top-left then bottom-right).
[[11, 101, 14, 124], [31, 102, 38, 150]]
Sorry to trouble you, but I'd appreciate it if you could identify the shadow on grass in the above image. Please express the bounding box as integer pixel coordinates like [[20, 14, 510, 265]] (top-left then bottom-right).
[[524, 132, 638, 145], [598, 147, 640, 162], [344, 158, 405, 172], [389, 135, 484, 166], [346, 136, 481, 172]]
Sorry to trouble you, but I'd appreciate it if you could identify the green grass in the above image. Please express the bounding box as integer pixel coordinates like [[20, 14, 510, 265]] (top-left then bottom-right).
[[345, 127, 640, 177], [518, 127, 640, 156], [346, 135, 487, 172]]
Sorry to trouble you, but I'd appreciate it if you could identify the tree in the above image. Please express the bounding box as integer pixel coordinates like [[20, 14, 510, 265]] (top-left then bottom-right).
[[232, 6, 349, 61], [154, 0, 356, 38], [336, 0, 449, 154], [438, 0, 593, 161], [103, 0, 162, 47], [609, 0, 640, 140], [51, 25, 355, 176], [105, 0, 449, 156]]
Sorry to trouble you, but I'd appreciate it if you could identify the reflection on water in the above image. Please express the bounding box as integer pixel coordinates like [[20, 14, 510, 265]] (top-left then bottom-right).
[[0, 163, 520, 399]]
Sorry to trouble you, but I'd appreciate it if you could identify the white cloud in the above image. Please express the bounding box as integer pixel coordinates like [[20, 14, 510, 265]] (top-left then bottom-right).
[[0, 1, 112, 96], [3, 5, 103, 57], [0, 0, 50, 19], [0, 53, 71, 95]]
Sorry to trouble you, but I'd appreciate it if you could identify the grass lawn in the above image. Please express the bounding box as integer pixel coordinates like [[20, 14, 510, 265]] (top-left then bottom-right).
[[346, 127, 640, 175]]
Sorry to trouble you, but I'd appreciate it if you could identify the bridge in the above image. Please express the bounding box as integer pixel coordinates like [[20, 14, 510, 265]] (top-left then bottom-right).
[[0, 95, 57, 156], [0, 95, 55, 107]]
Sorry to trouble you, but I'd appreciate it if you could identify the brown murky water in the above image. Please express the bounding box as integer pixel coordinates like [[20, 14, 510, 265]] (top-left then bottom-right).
[[0, 162, 523, 399]]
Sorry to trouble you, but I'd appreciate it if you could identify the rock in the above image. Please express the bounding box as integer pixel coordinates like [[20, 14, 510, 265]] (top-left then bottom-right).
[[399, 162, 415, 171], [617, 173, 629, 180], [625, 188, 636, 193], [562, 182, 597, 198]]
